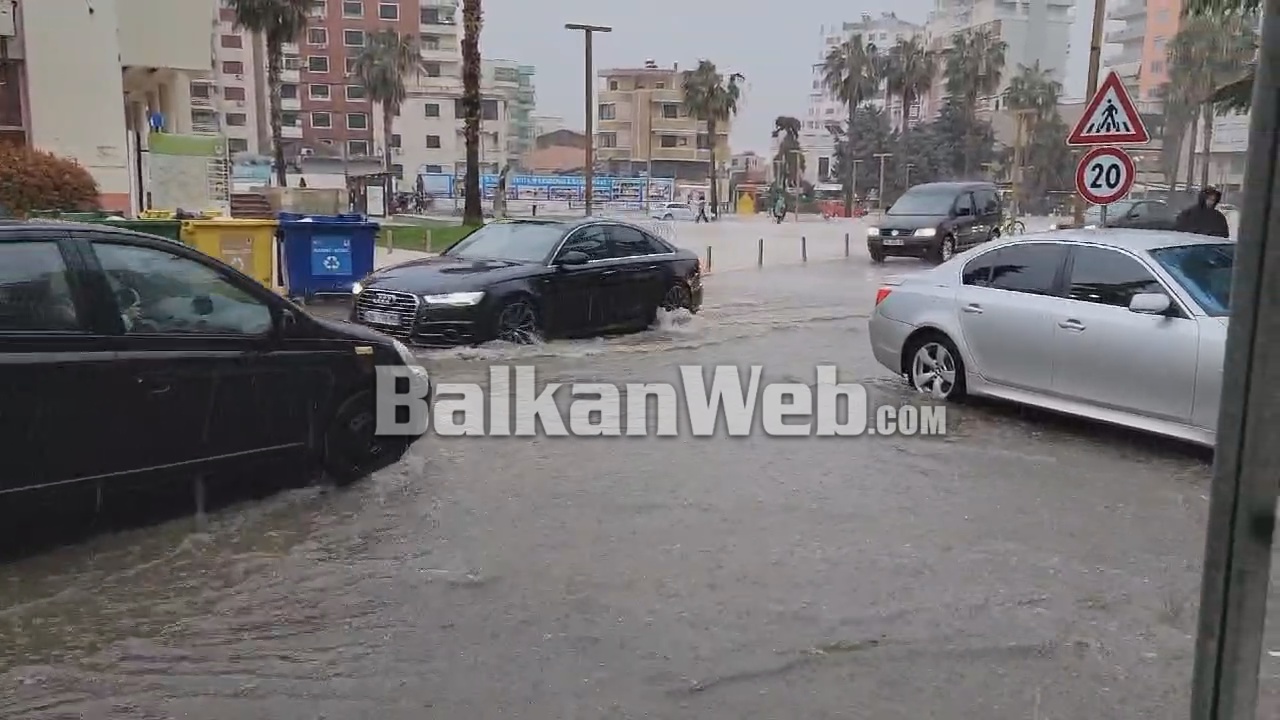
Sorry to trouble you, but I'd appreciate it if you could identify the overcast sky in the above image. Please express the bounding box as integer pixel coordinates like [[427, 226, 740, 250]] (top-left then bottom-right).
[[477, 0, 1096, 154]]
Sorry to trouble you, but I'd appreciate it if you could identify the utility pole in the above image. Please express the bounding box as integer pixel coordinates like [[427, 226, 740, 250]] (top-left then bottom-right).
[[1073, 0, 1108, 226], [644, 88, 654, 213], [565, 23, 612, 217], [904, 163, 915, 189], [874, 152, 891, 213], [851, 158, 862, 210], [1190, 5, 1280, 718]]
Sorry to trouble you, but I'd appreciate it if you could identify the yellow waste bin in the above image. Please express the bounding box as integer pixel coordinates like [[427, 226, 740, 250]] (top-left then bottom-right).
[[181, 218, 278, 289]]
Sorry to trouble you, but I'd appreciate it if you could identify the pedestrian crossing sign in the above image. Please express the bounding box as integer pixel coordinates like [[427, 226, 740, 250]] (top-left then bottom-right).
[[1066, 71, 1150, 146]]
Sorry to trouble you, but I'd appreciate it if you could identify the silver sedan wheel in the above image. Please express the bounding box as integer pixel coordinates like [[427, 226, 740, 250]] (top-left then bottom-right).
[[910, 342, 958, 398]]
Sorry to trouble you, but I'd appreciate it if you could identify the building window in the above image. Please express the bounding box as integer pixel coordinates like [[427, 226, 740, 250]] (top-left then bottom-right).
[[346, 85, 367, 100], [346, 112, 368, 129], [421, 6, 454, 24], [342, 0, 363, 18], [345, 57, 359, 75], [817, 156, 830, 180], [311, 111, 332, 128], [224, 86, 247, 101], [190, 82, 212, 98], [378, 2, 398, 19], [309, 83, 330, 100], [1150, 60, 1164, 74], [220, 34, 242, 49], [420, 33, 441, 50], [608, 80, 618, 91], [660, 135, 677, 148], [225, 113, 248, 126], [661, 103, 678, 119], [284, 55, 302, 70], [281, 111, 300, 127], [696, 133, 711, 149], [222, 60, 245, 75], [655, 81, 665, 89], [423, 164, 443, 173], [454, 99, 499, 120], [391, 163, 405, 178], [598, 103, 616, 120], [347, 139, 369, 156], [599, 132, 617, 148], [425, 102, 440, 117], [308, 0, 327, 17], [228, 138, 250, 153], [307, 27, 327, 45], [426, 135, 442, 148], [390, 133, 401, 148], [344, 29, 365, 47], [307, 56, 329, 73], [423, 62, 442, 77], [280, 83, 298, 99]]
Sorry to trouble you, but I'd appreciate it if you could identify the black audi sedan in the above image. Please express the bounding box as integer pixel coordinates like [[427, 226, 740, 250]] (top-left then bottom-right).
[[351, 218, 703, 345]]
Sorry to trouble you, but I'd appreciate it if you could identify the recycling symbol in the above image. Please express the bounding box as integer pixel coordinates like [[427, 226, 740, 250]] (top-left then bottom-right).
[[229, 257, 245, 269], [322, 255, 341, 270]]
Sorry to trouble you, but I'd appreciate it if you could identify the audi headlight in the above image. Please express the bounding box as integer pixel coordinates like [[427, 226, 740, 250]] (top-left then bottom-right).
[[422, 291, 485, 306], [866, 226, 880, 236], [352, 281, 364, 294], [913, 228, 937, 237]]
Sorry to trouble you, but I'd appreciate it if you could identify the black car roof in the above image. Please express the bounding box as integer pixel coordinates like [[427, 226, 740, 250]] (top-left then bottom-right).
[[0, 219, 183, 243], [487, 216, 654, 233], [906, 181, 996, 192]]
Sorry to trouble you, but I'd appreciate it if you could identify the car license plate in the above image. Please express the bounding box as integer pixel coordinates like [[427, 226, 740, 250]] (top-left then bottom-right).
[[883, 237, 904, 246], [361, 309, 400, 326]]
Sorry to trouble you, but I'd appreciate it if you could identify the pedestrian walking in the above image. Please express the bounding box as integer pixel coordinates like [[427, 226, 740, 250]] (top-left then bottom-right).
[[773, 193, 787, 224], [1174, 187, 1230, 238], [695, 195, 710, 223]]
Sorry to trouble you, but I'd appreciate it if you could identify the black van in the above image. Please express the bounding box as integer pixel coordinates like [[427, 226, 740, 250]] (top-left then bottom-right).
[[866, 182, 1003, 264], [0, 222, 430, 508]]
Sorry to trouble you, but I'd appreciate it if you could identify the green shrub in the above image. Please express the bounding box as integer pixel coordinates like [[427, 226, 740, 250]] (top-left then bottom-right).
[[0, 144, 100, 217]]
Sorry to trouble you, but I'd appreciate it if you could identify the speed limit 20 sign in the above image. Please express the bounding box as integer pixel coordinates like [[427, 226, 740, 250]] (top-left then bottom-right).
[[1075, 146, 1135, 205]]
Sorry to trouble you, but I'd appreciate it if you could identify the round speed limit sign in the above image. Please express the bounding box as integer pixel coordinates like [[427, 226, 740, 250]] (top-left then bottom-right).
[[1075, 146, 1135, 205]]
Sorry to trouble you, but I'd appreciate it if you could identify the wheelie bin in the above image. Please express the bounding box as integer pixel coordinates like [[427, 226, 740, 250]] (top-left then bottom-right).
[[277, 213, 379, 301]]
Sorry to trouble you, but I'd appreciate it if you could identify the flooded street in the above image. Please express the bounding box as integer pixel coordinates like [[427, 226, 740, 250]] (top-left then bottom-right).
[[3, 249, 1262, 719]]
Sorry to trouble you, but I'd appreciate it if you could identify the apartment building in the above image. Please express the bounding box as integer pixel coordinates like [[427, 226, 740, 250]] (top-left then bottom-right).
[[923, 0, 1076, 111], [202, 3, 267, 154], [5, 0, 218, 210], [595, 62, 732, 182], [800, 14, 925, 183], [484, 60, 537, 166]]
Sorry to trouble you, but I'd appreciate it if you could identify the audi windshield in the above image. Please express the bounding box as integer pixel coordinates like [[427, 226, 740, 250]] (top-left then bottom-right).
[[443, 222, 567, 263]]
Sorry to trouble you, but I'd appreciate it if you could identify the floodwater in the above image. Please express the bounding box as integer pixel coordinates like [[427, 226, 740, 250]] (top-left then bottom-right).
[[4, 251, 1275, 719]]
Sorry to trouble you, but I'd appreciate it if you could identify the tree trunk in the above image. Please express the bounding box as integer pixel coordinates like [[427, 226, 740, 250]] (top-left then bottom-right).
[[382, 104, 396, 210], [460, 0, 483, 225], [266, 43, 287, 188], [706, 118, 718, 220], [1184, 112, 1199, 191], [843, 101, 855, 217], [1199, 104, 1214, 189]]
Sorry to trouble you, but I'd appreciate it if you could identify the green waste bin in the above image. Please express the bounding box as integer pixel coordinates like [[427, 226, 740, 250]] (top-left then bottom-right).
[[98, 218, 184, 243]]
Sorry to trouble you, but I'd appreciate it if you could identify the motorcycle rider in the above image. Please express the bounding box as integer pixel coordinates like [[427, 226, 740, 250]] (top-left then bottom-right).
[[1174, 186, 1230, 238]]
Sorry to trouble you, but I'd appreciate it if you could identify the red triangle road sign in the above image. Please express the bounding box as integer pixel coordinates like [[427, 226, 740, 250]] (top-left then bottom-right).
[[1066, 71, 1150, 146]]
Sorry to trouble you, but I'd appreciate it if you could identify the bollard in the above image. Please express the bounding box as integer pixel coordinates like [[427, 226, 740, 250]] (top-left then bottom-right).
[[425, 228, 433, 252], [532, 204, 538, 217], [757, 237, 764, 267], [802, 236, 807, 262], [385, 226, 394, 254], [705, 245, 712, 274], [844, 232, 850, 257]]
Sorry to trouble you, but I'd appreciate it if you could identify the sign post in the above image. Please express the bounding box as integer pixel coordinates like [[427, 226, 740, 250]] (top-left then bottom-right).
[[1065, 70, 1151, 223]]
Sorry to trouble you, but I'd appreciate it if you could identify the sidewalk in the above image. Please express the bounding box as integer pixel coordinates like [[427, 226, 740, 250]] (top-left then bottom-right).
[[375, 246, 435, 269]]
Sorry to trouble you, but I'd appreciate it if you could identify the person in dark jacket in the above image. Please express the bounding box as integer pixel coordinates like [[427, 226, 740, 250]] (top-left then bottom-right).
[[1174, 187, 1230, 238]]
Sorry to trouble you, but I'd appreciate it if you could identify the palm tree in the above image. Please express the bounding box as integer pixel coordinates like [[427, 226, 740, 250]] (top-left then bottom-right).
[[943, 28, 1007, 175], [771, 115, 804, 187], [226, 0, 314, 187], [1185, 0, 1259, 110], [460, 0, 483, 225], [350, 30, 422, 201], [681, 60, 744, 220], [1167, 14, 1258, 187], [822, 34, 880, 216], [1155, 81, 1195, 189], [883, 37, 937, 135]]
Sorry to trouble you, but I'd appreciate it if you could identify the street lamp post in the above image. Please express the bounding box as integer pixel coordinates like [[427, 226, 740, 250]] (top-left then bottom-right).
[[874, 152, 891, 213], [565, 22, 612, 217]]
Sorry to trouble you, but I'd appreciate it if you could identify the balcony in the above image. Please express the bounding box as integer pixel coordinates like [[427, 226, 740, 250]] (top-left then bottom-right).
[[1109, 59, 1142, 78], [650, 146, 711, 163], [281, 97, 302, 111], [191, 94, 215, 109], [1108, 0, 1146, 19], [421, 47, 458, 62], [282, 68, 300, 83], [1105, 23, 1146, 44], [281, 124, 303, 139]]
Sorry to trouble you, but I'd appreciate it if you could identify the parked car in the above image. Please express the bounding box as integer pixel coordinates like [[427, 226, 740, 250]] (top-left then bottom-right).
[[650, 202, 697, 221], [351, 218, 703, 346], [1050, 200, 1178, 231], [869, 229, 1232, 446], [0, 221, 431, 502], [866, 181, 1004, 264]]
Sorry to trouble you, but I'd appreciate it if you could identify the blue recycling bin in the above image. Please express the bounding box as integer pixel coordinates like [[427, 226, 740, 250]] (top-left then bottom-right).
[[277, 212, 378, 300]]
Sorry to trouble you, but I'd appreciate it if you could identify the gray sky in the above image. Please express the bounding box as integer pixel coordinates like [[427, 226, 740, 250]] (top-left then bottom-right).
[[478, 0, 1094, 154]]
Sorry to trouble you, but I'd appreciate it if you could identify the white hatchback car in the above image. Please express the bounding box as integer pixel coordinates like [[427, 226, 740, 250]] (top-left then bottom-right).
[[650, 202, 696, 221]]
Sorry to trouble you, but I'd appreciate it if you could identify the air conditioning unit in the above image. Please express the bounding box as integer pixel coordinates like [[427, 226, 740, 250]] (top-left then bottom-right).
[[235, 100, 245, 107], [235, 74, 244, 80], [300, 147, 315, 157]]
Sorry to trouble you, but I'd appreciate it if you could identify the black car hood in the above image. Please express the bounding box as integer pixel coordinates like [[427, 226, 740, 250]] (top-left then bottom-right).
[[879, 213, 950, 230], [362, 254, 543, 293]]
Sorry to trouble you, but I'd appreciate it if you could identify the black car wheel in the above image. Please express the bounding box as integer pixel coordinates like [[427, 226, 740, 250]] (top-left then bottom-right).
[[869, 249, 886, 263], [662, 281, 693, 311], [496, 297, 542, 344], [930, 235, 955, 264], [324, 391, 409, 485]]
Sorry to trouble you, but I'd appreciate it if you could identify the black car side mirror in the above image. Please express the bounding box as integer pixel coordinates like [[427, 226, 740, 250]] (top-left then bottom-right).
[[557, 251, 589, 266], [276, 308, 298, 336]]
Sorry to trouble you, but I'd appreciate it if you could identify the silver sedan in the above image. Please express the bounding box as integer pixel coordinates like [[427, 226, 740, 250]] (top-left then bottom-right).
[[869, 229, 1234, 446]]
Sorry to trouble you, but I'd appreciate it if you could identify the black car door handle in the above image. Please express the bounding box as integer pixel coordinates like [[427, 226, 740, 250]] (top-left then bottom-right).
[[600, 269, 618, 277]]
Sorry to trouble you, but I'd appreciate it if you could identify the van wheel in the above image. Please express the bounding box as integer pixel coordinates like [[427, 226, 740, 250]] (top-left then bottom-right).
[[869, 249, 886, 263], [323, 391, 408, 485]]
